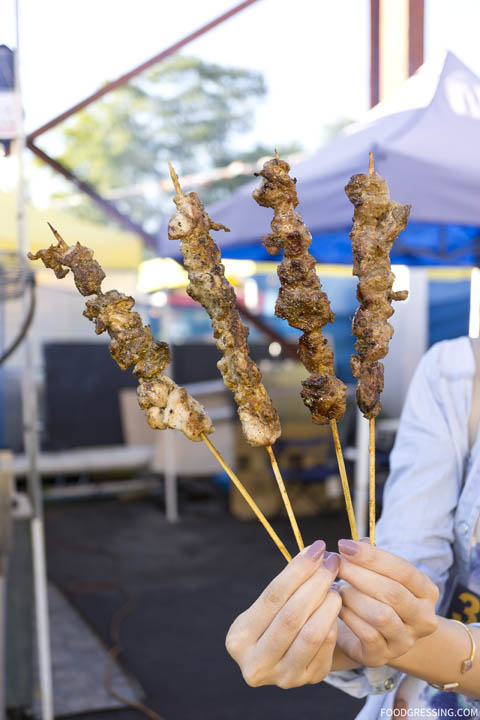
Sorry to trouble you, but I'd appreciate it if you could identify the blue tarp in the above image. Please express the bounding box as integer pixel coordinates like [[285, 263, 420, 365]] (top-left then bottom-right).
[[218, 223, 480, 265]]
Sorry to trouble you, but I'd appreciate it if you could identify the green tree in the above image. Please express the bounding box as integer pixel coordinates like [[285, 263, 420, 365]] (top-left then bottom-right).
[[54, 55, 291, 228]]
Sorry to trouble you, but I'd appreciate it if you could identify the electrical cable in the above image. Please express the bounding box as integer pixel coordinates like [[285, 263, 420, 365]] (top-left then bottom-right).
[[47, 535, 166, 720], [0, 275, 35, 365], [0, 252, 36, 365]]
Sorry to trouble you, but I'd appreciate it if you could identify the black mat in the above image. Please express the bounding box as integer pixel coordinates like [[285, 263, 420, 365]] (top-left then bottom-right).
[[43, 342, 137, 450], [45, 498, 365, 720]]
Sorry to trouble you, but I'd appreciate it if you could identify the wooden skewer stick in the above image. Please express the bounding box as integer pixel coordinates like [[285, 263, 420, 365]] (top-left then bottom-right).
[[369, 151, 374, 174], [200, 433, 292, 562], [369, 418, 376, 545], [330, 420, 358, 540], [266, 445, 304, 551], [368, 156, 377, 544], [168, 160, 183, 197]]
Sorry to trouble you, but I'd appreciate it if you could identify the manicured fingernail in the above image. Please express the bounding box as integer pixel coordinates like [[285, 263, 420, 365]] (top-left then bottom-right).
[[323, 552, 340, 573], [304, 540, 325, 562], [338, 539, 360, 556]]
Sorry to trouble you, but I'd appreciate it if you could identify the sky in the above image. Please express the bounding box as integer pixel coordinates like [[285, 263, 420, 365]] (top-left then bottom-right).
[[2, 0, 369, 151], [2, 0, 480, 202]]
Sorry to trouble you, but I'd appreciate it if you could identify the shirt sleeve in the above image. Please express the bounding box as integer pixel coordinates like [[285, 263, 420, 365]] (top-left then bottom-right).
[[374, 341, 464, 598], [326, 340, 469, 698]]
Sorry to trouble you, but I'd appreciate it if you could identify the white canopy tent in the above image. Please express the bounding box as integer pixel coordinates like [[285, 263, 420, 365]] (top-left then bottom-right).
[[158, 52, 480, 264]]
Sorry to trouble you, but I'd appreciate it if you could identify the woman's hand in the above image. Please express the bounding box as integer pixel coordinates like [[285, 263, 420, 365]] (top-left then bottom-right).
[[336, 539, 439, 668], [226, 540, 342, 689]]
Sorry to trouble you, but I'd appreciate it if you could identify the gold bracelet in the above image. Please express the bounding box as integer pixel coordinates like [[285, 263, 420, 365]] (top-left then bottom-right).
[[430, 619, 476, 692]]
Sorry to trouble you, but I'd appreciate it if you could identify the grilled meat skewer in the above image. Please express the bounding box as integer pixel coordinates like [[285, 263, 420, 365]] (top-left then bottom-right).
[[168, 164, 281, 448], [345, 158, 410, 419], [252, 155, 347, 425]]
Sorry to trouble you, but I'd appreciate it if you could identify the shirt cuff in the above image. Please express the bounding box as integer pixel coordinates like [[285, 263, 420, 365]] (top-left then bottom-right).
[[465, 624, 480, 710], [326, 665, 403, 698]]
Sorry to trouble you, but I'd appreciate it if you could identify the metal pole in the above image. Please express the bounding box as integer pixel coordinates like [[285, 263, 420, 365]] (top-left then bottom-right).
[[0, 450, 13, 720], [14, 2, 54, 718], [163, 430, 178, 523], [469, 267, 480, 338], [163, 307, 178, 523], [353, 409, 369, 539], [26, 141, 157, 247], [0, 571, 6, 720]]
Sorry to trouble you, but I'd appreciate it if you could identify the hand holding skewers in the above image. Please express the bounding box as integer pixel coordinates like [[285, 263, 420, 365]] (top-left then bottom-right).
[[226, 542, 342, 688], [227, 540, 439, 688]]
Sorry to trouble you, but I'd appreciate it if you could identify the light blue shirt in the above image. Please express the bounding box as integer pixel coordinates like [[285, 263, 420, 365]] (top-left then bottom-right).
[[326, 337, 480, 717]]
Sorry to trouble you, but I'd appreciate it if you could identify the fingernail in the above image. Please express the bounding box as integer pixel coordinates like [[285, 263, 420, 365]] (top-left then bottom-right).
[[338, 539, 360, 556], [360, 537, 370, 544], [323, 552, 340, 573], [304, 540, 325, 562]]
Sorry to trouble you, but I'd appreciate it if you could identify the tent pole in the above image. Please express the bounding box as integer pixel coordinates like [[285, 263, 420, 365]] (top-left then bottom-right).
[[163, 306, 178, 523], [26, 141, 157, 248], [354, 409, 369, 539], [14, 2, 54, 719], [469, 267, 480, 338]]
